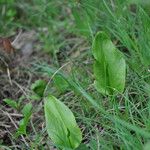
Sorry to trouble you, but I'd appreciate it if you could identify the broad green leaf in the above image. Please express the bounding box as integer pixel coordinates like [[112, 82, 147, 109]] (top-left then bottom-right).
[[44, 95, 82, 149], [31, 79, 47, 98], [92, 31, 126, 94], [16, 103, 32, 136], [3, 98, 18, 109]]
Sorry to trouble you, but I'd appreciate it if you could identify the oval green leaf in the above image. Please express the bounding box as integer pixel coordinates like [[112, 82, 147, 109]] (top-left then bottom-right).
[[44, 95, 82, 149], [92, 31, 126, 95]]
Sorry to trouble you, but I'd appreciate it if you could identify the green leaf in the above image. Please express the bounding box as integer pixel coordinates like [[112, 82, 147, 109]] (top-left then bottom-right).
[[3, 98, 18, 109], [16, 103, 32, 136], [31, 80, 47, 97], [53, 75, 69, 93], [44, 95, 82, 149], [92, 31, 126, 95]]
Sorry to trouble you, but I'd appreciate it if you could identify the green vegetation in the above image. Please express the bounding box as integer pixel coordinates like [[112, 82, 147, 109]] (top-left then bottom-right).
[[92, 31, 126, 95], [0, 0, 150, 149], [44, 95, 82, 149]]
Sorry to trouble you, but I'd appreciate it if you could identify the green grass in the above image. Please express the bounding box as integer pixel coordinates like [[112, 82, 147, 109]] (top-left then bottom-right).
[[0, 0, 150, 149]]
